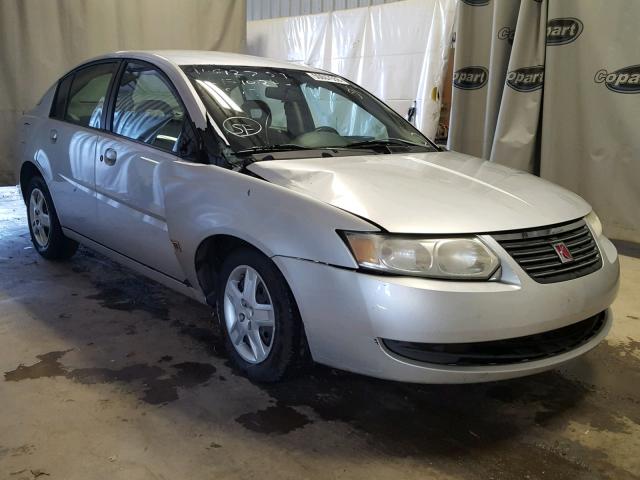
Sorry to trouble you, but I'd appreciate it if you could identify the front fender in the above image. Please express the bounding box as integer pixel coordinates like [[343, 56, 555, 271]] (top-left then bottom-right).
[[159, 160, 378, 291]]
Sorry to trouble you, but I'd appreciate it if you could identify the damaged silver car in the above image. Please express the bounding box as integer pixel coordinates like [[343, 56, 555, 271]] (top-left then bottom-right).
[[17, 51, 619, 383]]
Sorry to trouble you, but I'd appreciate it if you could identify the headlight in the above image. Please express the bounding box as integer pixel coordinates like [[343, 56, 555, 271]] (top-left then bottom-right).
[[585, 210, 603, 237], [342, 232, 500, 280]]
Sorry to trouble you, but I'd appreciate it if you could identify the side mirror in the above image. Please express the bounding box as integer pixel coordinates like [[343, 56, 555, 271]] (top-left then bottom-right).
[[177, 123, 207, 163]]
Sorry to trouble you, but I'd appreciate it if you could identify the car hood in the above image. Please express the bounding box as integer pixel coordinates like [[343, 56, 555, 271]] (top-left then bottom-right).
[[247, 151, 591, 234]]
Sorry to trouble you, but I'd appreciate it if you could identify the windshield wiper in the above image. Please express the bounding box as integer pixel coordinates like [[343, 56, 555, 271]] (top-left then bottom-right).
[[235, 144, 317, 156], [342, 138, 432, 150], [231, 144, 334, 169]]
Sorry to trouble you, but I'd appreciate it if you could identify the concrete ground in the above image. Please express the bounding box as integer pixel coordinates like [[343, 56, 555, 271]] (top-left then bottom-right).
[[0, 186, 638, 480]]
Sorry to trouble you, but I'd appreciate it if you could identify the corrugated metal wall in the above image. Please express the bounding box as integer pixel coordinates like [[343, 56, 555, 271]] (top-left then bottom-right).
[[247, 0, 402, 21]]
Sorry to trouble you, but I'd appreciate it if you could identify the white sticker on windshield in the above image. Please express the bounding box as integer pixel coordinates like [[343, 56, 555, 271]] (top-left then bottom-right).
[[307, 72, 349, 84], [222, 117, 263, 137]]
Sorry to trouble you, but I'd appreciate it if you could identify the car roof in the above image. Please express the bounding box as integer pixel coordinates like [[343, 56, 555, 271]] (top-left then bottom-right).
[[91, 50, 324, 72]]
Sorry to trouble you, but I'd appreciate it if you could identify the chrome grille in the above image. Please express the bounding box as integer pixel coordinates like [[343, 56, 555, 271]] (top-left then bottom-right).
[[492, 219, 602, 283]]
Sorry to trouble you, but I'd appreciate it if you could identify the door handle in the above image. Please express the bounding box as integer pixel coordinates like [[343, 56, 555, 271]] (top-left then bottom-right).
[[103, 148, 117, 166], [49, 129, 58, 144]]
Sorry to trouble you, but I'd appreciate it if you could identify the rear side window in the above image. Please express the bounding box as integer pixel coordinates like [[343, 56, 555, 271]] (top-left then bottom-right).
[[112, 62, 187, 153], [64, 62, 118, 128], [50, 75, 73, 120]]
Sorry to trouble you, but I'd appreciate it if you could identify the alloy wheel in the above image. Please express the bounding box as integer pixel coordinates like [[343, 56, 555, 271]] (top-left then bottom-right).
[[29, 188, 51, 248], [224, 265, 276, 364]]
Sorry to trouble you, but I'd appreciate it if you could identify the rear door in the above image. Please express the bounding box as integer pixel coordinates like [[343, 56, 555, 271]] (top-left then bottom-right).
[[46, 62, 119, 235], [93, 60, 195, 281]]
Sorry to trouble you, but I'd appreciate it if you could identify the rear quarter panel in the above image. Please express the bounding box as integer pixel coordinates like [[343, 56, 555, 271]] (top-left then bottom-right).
[[16, 86, 57, 186]]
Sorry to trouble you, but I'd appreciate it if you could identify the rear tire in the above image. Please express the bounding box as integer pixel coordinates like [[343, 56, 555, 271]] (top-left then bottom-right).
[[26, 176, 78, 260], [217, 248, 307, 382]]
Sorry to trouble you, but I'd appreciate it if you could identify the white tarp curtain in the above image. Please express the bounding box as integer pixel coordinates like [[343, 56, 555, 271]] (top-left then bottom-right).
[[449, 0, 639, 243], [246, 0, 457, 139], [448, 0, 546, 171], [541, 1, 640, 243], [0, 0, 247, 185]]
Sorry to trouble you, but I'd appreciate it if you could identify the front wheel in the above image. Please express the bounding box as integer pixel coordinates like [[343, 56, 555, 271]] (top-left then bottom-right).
[[26, 176, 78, 260], [217, 248, 307, 382]]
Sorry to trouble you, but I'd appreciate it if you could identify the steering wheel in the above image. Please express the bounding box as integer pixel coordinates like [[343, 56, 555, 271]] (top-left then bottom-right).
[[314, 126, 340, 134]]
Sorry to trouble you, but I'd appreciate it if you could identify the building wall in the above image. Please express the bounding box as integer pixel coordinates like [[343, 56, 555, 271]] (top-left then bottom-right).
[[247, 0, 402, 20], [0, 0, 246, 185]]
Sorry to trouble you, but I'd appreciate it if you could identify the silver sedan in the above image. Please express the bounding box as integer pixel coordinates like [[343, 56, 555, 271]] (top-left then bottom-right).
[[16, 50, 619, 383]]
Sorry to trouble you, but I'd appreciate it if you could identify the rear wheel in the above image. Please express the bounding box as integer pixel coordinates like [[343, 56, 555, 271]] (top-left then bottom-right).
[[217, 248, 307, 382], [26, 176, 78, 260]]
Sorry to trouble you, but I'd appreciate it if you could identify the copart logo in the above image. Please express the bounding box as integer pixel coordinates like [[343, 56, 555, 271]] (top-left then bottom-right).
[[506, 65, 544, 92], [547, 18, 583, 45], [453, 66, 488, 90], [461, 0, 490, 5], [497, 27, 515, 45], [594, 65, 640, 93]]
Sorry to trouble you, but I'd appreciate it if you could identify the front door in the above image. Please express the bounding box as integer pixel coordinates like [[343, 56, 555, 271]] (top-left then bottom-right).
[[94, 61, 192, 281]]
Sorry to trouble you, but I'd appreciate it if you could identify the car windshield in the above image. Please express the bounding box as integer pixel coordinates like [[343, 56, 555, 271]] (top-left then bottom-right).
[[181, 65, 437, 156]]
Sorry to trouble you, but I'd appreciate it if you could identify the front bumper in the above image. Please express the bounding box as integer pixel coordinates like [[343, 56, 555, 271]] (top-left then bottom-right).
[[273, 235, 619, 384]]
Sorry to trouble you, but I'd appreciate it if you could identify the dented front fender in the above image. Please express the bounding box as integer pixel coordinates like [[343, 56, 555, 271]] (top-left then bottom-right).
[[159, 160, 378, 292]]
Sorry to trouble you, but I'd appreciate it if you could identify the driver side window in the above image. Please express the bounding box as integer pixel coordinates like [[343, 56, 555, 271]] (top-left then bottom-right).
[[112, 62, 187, 153]]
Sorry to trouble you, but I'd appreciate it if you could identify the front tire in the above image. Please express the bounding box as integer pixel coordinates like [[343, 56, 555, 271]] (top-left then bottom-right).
[[26, 176, 78, 260], [217, 248, 307, 382]]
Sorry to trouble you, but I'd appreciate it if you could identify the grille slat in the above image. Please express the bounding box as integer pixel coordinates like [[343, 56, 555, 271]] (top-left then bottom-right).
[[493, 220, 602, 284], [523, 260, 563, 272], [499, 225, 589, 249], [518, 253, 561, 264], [511, 246, 556, 257], [565, 236, 593, 249], [530, 257, 600, 279], [570, 241, 597, 256]]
